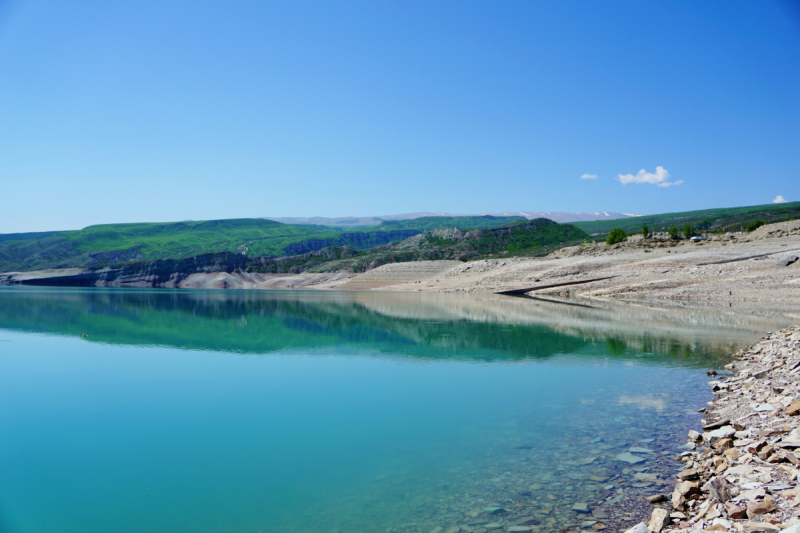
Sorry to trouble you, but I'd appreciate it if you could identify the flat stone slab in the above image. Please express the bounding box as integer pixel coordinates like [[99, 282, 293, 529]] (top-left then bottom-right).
[[616, 452, 646, 464], [629, 447, 654, 453], [754, 403, 776, 412]]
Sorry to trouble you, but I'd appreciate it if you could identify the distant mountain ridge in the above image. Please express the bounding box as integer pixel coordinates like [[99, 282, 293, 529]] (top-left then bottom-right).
[[265, 211, 637, 226]]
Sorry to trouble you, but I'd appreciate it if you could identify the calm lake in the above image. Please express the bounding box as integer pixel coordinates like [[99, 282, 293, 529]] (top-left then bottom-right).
[[0, 288, 792, 533]]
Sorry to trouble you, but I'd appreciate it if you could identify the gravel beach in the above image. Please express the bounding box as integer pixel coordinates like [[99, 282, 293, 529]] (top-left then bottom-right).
[[624, 326, 800, 533]]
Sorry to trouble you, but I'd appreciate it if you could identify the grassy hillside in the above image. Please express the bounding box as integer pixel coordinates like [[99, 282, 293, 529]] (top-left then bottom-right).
[[248, 218, 589, 273], [0, 231, 64, 243], [364, 216, 524, 232], [0, 216, 523, 273], [574, 201, 800, 236]]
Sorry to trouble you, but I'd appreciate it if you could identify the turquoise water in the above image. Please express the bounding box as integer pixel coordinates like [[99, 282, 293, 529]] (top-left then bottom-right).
[[0, 288, 787, 533]]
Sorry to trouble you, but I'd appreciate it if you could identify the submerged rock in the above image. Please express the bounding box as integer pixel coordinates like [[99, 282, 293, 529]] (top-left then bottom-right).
[[623, 523, 649, 533], [615, 452, 646, 464]]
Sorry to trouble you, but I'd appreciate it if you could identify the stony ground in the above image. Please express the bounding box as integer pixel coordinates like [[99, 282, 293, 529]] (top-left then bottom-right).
[[4, 222, 799, 309], [312, 222, 800, 315], [624, 326, 800, 533]]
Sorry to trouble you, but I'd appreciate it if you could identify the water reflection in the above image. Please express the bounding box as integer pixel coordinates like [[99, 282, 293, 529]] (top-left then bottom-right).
[[0, 287, 790, 365], [0, 288, 793, 533]]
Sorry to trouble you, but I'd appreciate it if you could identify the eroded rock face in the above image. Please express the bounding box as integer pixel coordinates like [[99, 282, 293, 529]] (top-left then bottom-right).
[[11, 252, 252, 288], [660, 325, 800, 532]]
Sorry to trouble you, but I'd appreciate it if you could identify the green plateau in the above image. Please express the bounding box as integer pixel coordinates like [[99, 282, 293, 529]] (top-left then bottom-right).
[[574, 201, 800, 237], [0, 215, 526, 273]]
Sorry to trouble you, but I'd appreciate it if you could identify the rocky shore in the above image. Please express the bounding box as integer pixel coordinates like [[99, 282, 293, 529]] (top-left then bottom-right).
[[626, 326, 800, 533]]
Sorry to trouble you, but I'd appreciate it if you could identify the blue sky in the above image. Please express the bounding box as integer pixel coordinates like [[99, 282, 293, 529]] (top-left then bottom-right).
[[1, 1, 799, 232]]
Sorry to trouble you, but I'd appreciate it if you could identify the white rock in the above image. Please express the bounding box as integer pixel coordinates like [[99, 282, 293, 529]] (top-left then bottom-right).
[[706, 426, 736, 440], [648, 508, 670, 533], [623, 524, 649, 533], [740, 487, 766, 501]]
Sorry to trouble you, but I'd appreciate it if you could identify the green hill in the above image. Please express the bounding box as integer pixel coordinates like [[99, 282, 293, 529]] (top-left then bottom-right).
[[574, 201, 800, 236], [7, 201, 793, 275], [0, 216, 524, 273], [252, 218, 590, 273]]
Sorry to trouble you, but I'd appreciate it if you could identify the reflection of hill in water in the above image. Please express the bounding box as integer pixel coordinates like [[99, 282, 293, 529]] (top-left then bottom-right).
[[346, 292, 796, 361], [0, 288, 791, 366]]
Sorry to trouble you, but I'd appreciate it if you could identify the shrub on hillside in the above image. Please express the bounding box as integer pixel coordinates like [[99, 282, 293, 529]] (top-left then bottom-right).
[[606, 228, 626, 245], [668, 226, 680, 240], [747, 219, 767, 232], [683, 224, 695, 238], [642, 222, 650, 239]]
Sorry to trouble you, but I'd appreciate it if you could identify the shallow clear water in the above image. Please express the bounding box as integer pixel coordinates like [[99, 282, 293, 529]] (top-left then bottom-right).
[[0, 288, 791, 533]]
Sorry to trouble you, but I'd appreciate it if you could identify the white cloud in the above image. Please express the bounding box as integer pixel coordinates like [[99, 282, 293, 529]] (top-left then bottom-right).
[[617, 166, 682, 188], [773, 195, 787, 204], [580, 173, 598, 180]]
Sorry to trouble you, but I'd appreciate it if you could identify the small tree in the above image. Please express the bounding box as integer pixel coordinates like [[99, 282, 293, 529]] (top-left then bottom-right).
[[642, 222, 650, 239], [668, 226, 680, 240], [606, 228, 626, 245], [683, 224, 695, 238], [747, 219, 766, 232]]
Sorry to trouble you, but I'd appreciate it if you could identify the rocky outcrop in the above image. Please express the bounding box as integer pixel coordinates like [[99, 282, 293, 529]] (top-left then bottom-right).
[[5, 252, 251, 287], [0, 246, 367, 287], [748, 221, 800, 240]]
